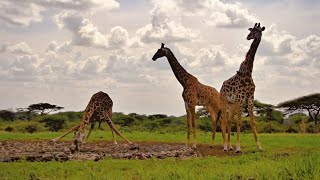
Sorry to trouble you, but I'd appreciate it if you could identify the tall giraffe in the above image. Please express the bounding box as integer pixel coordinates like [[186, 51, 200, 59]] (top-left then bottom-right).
[[152, 43, 226, 149], [50, 91, 132, 151], [220, 23, 265, 153]]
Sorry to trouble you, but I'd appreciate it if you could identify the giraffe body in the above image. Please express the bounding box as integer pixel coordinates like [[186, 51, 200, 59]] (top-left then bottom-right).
[[152, 44, 226, 149], [50, 91, 132, 151], [220, 23, 265, 152]]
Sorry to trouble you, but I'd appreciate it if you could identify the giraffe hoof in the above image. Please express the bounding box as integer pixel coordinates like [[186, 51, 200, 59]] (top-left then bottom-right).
[[236, 150, 242, 154], [223, 149, 228, 152], [113, 141, 118, 145], [210, 145, 214, 148], [192, 145, 197, 149]]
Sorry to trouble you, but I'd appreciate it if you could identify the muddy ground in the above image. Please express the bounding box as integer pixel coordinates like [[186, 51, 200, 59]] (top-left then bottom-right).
[[0, 141, 239, 162]]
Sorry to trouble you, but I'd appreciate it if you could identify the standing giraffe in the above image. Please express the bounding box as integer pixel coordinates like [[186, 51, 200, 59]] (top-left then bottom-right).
[[220, 23, 265, 153], [50, 91, 132, 151], [152, 43, 226, 149]]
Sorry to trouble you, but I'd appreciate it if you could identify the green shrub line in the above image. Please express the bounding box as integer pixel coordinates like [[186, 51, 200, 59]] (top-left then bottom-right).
[[1, 111, 319, 134]]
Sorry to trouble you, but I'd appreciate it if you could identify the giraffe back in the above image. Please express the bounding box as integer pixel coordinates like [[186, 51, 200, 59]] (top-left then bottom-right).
[[83, 91, 113, 124]]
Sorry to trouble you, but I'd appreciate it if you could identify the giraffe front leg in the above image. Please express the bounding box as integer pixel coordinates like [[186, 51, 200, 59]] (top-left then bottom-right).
[[49, 125, 80, 144], [190, 106, 197, 149], [111, 127, 118, 145], [227, 104, 236, 151], [248, 97, 263, 151], [83, 123, 95, 144], [235, 103, 243, 153], [220, 96, 228, 151], [185, 104, 191, 147]]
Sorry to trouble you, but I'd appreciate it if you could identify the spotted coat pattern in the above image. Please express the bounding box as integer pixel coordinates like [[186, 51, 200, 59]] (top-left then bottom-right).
[[152, 44, 225, 149], [220, 23, 265, 152], [51, 91, 132, 151]]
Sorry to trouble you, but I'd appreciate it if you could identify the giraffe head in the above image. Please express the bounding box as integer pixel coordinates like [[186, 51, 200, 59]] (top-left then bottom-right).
[[152, 43, 167, 61], [73, 131, 85, 149], [247, 23, 265, 40]]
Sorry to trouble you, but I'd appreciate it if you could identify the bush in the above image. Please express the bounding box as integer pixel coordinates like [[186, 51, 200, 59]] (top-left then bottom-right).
[[148, 114, 168, 120], [25, 124, 38, 133], [0, 110, 15, 121], [144, 122, 159, 131], [4, 126, 14, 132], [128, 113, 147, 121], [39, 116, 66, 132], [289, 113, 309, 124], [257, 121, 286, 133]]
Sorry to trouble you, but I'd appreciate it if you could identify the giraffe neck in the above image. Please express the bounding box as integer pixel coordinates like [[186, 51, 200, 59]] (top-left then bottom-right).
[[164, 48, 193, 87], [239, 37, 261, 73]]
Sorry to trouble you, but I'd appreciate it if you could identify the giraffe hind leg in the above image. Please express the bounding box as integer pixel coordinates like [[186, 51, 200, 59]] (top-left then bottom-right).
[[248, 97, 263, 151], [101, 112, 132, 144]]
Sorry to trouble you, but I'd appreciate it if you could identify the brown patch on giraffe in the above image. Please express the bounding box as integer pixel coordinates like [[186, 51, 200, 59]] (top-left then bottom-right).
[[152, 44, 225, 149], [0, 140, 243, 162]]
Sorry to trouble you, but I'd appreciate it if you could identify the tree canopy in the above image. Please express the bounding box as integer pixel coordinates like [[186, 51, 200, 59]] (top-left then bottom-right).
[[277, 93, 320, 124], [27, 103, 64, 115]]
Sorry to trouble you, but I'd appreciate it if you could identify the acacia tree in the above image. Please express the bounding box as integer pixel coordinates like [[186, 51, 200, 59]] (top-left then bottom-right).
[[277, 93, 320, 124], [27, 103, 64, 115]]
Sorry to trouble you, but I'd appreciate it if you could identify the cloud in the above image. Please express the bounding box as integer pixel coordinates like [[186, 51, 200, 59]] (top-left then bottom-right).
[[0, 1, 44, 27], [201, 0, 258, 28], [0, 0, 119, 27], [9, 54, 41, 81], [55, 11, 130, 49], [46, 41, 72, 54], [156, 0, 258, 28], [37, 0, 120, 12], [1, 42, 33, 55], [136, 0, 199, 44], [108, 26, 129, 47]]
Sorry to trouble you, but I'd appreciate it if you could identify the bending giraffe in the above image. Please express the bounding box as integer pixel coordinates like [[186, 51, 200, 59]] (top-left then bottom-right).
[[220, 23, 265, 153], [152, 43, 226, 149], [50, 91, 132, 151]]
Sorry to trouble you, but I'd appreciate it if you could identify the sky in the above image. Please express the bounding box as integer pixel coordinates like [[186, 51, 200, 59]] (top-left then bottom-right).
[[0, 0, 319, 116]]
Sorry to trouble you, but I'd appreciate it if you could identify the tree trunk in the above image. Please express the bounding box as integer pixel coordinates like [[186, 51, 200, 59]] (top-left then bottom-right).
[[314, 110, 319, 125], [307, 109, 316, 124]]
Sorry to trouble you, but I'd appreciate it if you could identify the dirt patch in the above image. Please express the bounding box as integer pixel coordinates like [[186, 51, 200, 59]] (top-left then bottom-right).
[[0, 141, 239, 162]]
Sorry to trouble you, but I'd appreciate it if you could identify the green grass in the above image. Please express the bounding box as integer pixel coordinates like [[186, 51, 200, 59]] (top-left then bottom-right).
[[1, 132, 320, 179]]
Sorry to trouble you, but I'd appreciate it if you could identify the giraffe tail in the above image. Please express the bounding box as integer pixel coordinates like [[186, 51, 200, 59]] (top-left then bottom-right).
[[104, 113, 132, 144]]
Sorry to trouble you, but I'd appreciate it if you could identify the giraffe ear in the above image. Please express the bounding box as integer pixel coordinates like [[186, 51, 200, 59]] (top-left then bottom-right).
[[248, 28, 253, 31], [261, 27, 265, 31]]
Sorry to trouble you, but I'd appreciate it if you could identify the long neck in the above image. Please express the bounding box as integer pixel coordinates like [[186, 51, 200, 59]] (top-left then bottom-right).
[[239, 37, 261, 73], [165, 49, 193, 87]]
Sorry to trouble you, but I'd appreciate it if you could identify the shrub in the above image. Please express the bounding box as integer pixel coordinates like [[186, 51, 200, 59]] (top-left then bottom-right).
[[25, 124, 38, 133], [144, 122, 159, 131], [4, 126, 14, 132], [0, 110, 15, 121], [148, 114, 168, 120], [257, 121, 286, 133], [39, 116, 66, 132], [128, 113, 147, 121]]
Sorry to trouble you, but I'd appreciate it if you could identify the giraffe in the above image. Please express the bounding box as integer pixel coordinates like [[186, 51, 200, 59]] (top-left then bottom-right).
[[220, 23, 265, 153], [50, 91, 132, 151], [152, 43, 226, 149]]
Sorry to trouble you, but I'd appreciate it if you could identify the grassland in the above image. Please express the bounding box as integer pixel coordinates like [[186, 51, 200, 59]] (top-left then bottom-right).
[[1, 131, 320, 179]]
